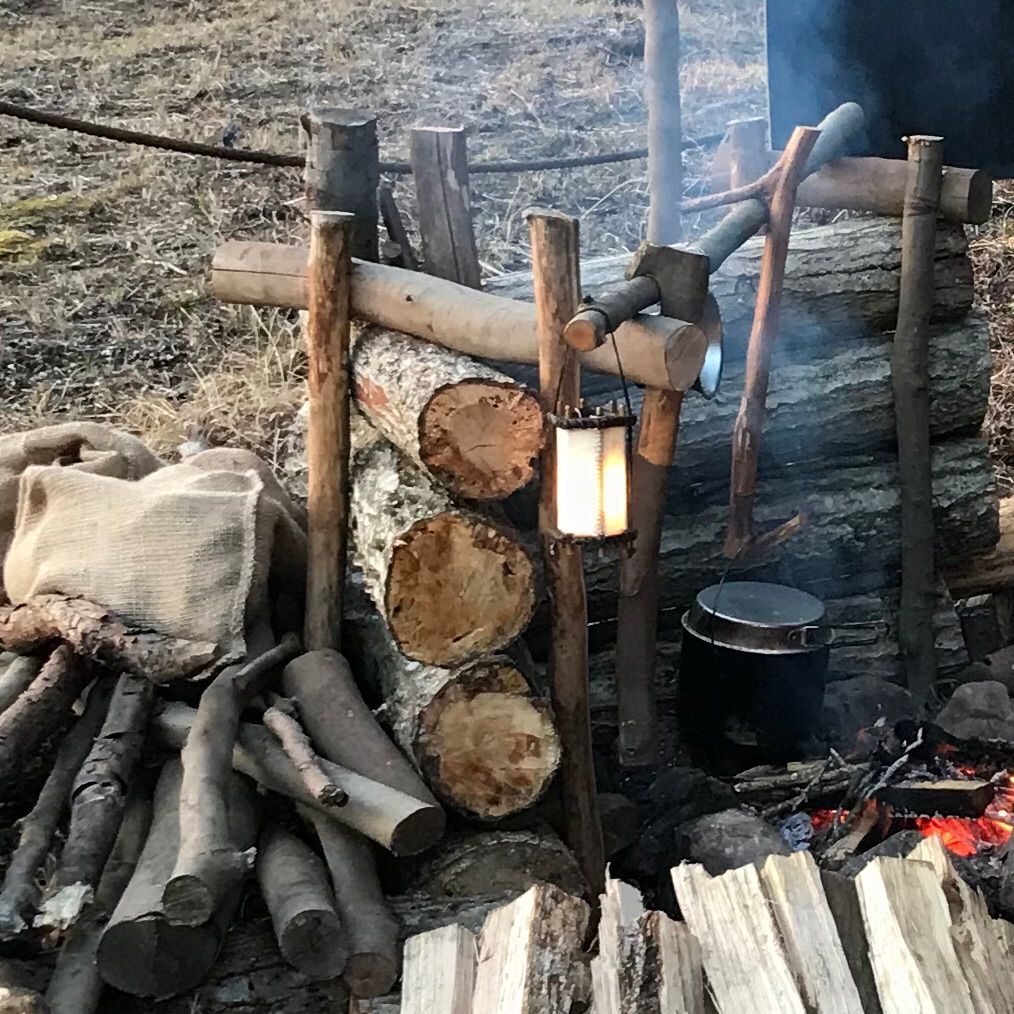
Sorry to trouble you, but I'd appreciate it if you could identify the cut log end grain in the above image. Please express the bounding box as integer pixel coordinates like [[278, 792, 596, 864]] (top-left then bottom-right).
[[419, 381, 544, 500], [387, 514, 536, 666], [415, 660, 560, 820]]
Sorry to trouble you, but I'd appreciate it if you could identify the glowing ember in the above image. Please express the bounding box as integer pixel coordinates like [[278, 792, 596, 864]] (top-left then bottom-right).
[[915, 775, 1014, 857], [810, 809, 848, 833]]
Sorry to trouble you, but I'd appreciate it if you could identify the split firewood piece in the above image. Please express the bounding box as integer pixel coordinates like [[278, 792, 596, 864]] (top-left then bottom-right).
[[34, 673, 154, 931], [905, 837, 1010, 1014], [282, 649, 437, 806], [851, 855, 976, 1014], [592, 875, 705, 1014], [0, 677, 114, 937], [97, 760, 261, 998], [471, 883, 590, 1014], [351, 325, 544, 500], [307, 810, 401, 998], [163, 634, 300, 926], [671, 862, 806, 1013], [757, 852, 863, 1013], [350, 423, 536, 667], [256, 822, 348, 981], [400, 923, 477, 1014], [820, 871, 884, 1014], [724, 125, 822, 559], [262, 696, 347, 806], [45, 791, 152, 1014], [0, 645, 90, 784], [0, 595, 217, 681], [153, 702, 445, 855], [0, 655, 42, 716], [352, 607, 559, 819], [408, 829, 586, 900]]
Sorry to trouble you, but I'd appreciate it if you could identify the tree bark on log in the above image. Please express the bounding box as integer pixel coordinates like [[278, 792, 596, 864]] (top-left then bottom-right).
[[0, 645, 90, 784], [308, 812, 401, 999], [894, 136, 945, 704], [0, 656, 41, 717], [282, 648, 437, 806], [350, 424, 536, 667], [486, 217, 974, 351], [35, 674, 154, 931], [352, 325, 544, 500], [256, 822, 347, 981], [0, 677, 114, 937], [582, 437, 998, 627], [97, 760, 260, 999], [407, 829, 586, 901], [46, 792, 152, 1014], [0, 596, 217, 682], [151, 702, 445, 855], [349, 606, 560, 820], [670, 311, 990, 484], [211, 243, 709, 392]]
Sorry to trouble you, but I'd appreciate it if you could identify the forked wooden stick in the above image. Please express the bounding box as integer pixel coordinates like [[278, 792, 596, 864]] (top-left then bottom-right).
[[724, 126, 822, 559]]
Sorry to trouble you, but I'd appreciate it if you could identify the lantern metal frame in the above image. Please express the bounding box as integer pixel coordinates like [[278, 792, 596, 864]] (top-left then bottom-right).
[[547, 403, 637, 548]]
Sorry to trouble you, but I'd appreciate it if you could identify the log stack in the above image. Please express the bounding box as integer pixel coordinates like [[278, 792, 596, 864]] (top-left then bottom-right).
[[487, 215, 997, 703]]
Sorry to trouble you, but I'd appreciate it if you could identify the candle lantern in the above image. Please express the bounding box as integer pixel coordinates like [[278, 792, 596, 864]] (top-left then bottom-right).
[[550, 403, 636, 544]]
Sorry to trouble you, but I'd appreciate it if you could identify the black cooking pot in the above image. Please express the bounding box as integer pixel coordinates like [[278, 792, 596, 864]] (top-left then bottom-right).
[[677, 581, 841, 770]]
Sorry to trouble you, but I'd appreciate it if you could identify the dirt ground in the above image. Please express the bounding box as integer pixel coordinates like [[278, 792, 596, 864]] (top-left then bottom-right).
[[1, 0, 1013, 484]]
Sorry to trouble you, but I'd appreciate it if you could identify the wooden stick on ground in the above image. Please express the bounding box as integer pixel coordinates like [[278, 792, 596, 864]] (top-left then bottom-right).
[[724, 125, 822, 558], [0, 645, 90, 784], [894, 136, 945, 705], [0, 595, 217, 681], [162, 634, 300, 926], [0, 678, 114, 936], [304, 210, 353, 653], [307, 809, 402, 998], [528, 207, 605, 898], [45, 792, 152, 1014], [35, 673, 155, 931], [263, 696, 347, 806], [378, 185, 419, 270], [614, 0, 685, 768], [256, 822, 348, 981]]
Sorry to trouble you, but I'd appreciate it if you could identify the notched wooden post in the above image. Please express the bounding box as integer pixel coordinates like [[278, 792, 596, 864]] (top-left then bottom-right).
[[302, 109, 379, 262], [409, 126, 481, 289]]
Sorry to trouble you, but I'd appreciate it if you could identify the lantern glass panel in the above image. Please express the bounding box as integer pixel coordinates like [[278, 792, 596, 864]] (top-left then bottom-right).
[[600, 424, 629, 537], [556, 426, 602, 537]]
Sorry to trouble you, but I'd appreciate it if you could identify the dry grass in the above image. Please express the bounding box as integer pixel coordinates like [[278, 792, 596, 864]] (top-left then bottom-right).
[[0, 0, 765, 459]]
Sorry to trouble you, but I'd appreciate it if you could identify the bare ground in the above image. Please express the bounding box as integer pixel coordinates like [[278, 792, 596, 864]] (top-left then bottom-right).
[[0, 0, 763, 467]]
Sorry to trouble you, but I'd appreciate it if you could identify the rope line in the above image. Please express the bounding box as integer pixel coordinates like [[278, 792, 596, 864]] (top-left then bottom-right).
[[0, 99, 723, 176]]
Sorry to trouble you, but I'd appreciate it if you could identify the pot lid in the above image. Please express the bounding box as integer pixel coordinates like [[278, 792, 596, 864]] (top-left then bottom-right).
[[695, 581, 825, 628], [685, 581, 827, 653]]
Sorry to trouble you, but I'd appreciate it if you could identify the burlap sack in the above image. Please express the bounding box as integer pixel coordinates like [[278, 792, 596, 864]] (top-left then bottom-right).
[[3, 445, 306, 663], [0, 423, 163, 584]]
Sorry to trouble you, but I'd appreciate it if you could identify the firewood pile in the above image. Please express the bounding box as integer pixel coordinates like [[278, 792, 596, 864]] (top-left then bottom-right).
[[378, 835, 1011, 1014]]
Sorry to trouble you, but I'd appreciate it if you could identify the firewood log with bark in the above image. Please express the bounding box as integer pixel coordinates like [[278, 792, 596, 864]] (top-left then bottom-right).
[[352, 326, 544, 500], [0, 596, 218, 682], [35, 673, 154, 931], [348, 607, 559, 820], [0, 655, 42, 716], [350, 423, 536, 667], [96, 760, 260, 998]]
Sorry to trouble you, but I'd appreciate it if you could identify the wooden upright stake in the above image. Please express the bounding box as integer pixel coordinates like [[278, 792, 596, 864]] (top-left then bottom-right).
[[304, 210, 354, 652], [615, 0, 684, 767], [727, 118, 769, 190], [409, 126, 482, 289], [894, 135, 945, 705], [302, 109, 379, 262], [528, 208, 604, 897]]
